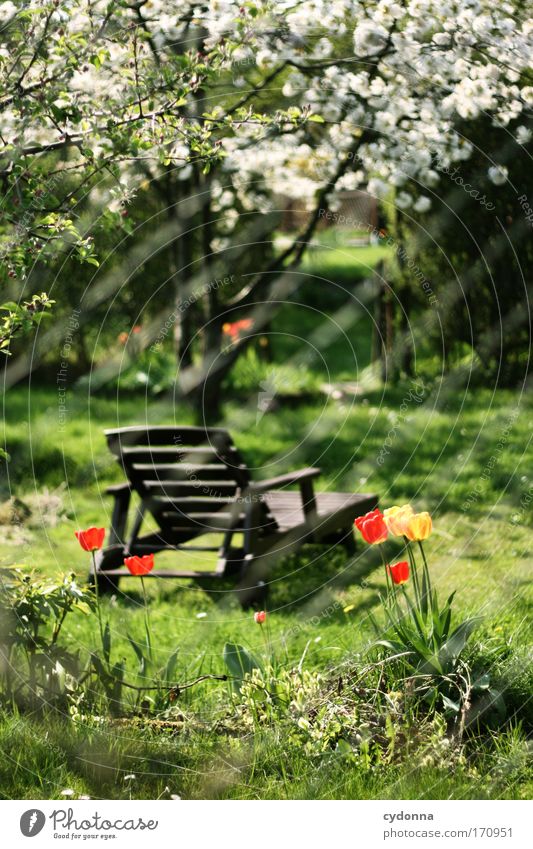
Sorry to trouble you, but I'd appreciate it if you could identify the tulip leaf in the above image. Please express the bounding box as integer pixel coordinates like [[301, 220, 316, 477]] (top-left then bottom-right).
[[439, 617, 481, 667], [473, 672, 491, 691], [441, 694, 461, 713], [163, 647, 180, 683], [127, 634, 146, 676], [102, 621, 111, 664], [222, 642, 262, 692]]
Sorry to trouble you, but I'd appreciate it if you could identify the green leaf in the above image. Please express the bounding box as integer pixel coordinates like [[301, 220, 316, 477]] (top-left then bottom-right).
[[439, 617, 481, 667], [473, 672, 491, 691], [441, 694, 461, 713], [163, 647, 180, 683], [127, 634, 146, 676], [307, 114, 325, 123], [102, 621, 111, 664], [222, 642, 262, 692], [110, 659, 125, 714]]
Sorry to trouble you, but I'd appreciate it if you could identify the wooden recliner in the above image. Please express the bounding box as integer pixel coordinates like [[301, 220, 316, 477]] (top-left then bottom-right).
[[92, 426, 378, 605]]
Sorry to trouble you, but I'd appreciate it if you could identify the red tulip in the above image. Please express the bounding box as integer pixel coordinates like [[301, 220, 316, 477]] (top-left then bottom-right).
[[75, 527, 105, 552], [222, 318, 254, 342], [388, 561, 410, 585], [354, 509, 388, 544], [354, 508, 380, 532], [124, 554, 155, 576], [254, 610, 266, 624]]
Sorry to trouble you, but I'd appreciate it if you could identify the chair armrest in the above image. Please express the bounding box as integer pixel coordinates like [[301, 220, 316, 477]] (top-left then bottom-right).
[[247, 467, 321, 495], [105, 483, 132, 545], [105, 483, 132, 496], [247, 467, 320, 520]]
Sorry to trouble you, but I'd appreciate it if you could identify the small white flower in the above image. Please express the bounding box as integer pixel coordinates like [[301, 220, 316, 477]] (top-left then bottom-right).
[[124, 774, 136, 782], [353, 21, 389, 56], [196, 611, 207, 619], [396, 191, 413, 209], [60, 789, 74, 797], [516, 126, 532, 145], [488, 165, 508, 185], [432, 32, 451, 46], [0, 2, 17, 25], [414, 195, 432, 213]]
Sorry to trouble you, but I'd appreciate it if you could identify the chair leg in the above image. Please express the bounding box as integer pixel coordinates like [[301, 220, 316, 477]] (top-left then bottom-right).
[[88, 547, 125, 595], [234, 554, 269, 609], [89, 571, 120, 595], [342, 528, 357, 555], [235, 580, 268, 609], [321, 528, 356, 554]]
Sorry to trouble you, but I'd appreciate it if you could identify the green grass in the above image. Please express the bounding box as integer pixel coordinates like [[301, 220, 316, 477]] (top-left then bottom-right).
[[0, 243, 532, 800], [1, 378, 532, 799]]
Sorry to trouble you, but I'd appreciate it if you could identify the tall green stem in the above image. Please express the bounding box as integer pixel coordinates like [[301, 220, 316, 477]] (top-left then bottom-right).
[[404, 537, 422, 608], [140, 576, 153, 664], [91, 550, 105, 651], [418, 540, 431, 614]]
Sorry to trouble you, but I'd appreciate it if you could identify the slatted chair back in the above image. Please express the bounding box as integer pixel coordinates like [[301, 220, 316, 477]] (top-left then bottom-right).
[[104, 426, 257, 537]]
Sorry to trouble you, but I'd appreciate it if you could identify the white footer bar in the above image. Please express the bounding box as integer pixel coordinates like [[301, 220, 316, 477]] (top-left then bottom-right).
[[3, 800, 531, 848]]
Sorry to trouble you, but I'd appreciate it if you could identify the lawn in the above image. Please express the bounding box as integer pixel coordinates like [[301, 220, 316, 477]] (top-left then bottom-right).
[[0, 248, 532, 801]]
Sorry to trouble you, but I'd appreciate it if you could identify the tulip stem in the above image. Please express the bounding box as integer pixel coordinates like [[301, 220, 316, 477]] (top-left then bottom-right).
[[404, 538, 422, 609], [418, 541, 431, 612], [140, 576, 153, 664], [91, 550, 106, 654], [380, 545, 400, 616]]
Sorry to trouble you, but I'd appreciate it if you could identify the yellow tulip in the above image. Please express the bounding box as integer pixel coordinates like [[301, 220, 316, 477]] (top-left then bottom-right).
[[405, 511, 433, 541], [383, 504, 414, 536]]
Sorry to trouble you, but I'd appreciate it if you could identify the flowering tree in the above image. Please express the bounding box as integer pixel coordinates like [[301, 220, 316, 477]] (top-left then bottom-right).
[[1, 1, 531, 408]]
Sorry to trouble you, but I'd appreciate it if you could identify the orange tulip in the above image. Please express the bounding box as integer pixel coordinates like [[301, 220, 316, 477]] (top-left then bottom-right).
[[405, 511, 433, 541], [383, 504, 414, 536], [254, 610, 267, 624]]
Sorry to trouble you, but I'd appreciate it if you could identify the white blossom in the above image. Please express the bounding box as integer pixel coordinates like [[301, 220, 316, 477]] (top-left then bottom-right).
[[0, 2, 17, 25], [414, 195, 432, 213], [396, 191, 413, 209], [353, 21, 389, 55], [516, 126, 532, 145], [488, 165, 508, 185]]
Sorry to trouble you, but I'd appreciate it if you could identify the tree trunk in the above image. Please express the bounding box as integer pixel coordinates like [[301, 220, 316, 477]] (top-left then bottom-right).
[[168, 175, 195, 368], [197, 175, 222, 421], [399, 285, 414, 377]]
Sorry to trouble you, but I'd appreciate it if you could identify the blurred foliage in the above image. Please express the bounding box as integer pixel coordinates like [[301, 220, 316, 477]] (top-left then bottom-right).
[[385, 117, 533, 385]]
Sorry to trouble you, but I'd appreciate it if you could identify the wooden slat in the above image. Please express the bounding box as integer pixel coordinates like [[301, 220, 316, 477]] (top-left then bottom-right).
[[105, 426, 232, 453], [129, 463, 243, 482], [161, 512, 246, 531], [121, 446, 238, 464], [96, 568, 224, 579], [152, 496, 236, 512], [265, 491, 377, 531], [144, 480, 239, 497]]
